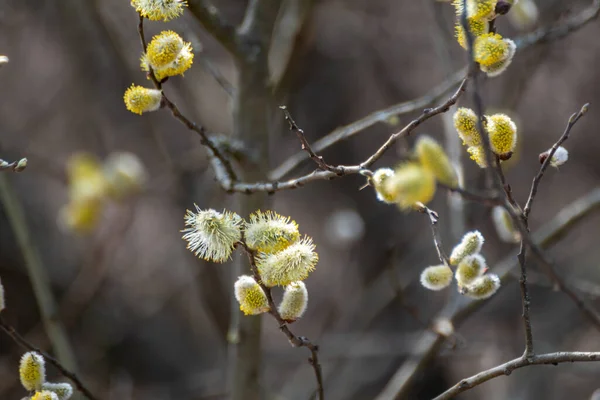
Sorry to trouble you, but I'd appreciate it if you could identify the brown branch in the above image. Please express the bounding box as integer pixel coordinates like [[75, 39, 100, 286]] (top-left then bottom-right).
[[416, 204, 450, 266], [270, 68, 467, 180], [136, 16, 238, 186], [238, 243, 324, 400], [186, 0, 239, 56], [0, 315, 99, 400], [375, 188, 600, 399], [523, 103, 589, 218], [516, 0, 600, 50], [0, 157, 27, 172], [433, 351, 600, 400], [279, 106, 341, 174]]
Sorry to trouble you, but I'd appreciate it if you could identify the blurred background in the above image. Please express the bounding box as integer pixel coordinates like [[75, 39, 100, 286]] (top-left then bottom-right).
[[1, 0, 600, 399]]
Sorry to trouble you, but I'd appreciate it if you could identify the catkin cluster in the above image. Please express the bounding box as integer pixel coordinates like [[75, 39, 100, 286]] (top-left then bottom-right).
[[452, 0, 517, 77], [18, 352, 73, 400], [59, 152, 147, 233], [420, 230, 501, 300], [124, 1, 194, 114], [371, 135, 458, 210], [182, 208, 314, 321], [453, 107, 518, 167]]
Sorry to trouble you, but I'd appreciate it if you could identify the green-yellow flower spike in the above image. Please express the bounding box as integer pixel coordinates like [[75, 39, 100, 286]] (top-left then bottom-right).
[[449, 230, 484, 265], [278, 281, 308, 322], [142, 31, 194, 79], [415, 135, 458, 188], [486, 113, 517, 158], [257, 236, 318, 287], [41, 383, 73, 400], [234, 275, 270, 315], [385, 163, 436, 210], [455, 17, 489, 49], [124, 85, 162, 115], [467, 146, 488, 168], [182, 207, 243, 263], [31, 391, 59, 400], [474, 33, 510, 67], [464, 274, 501, 299], [245, 210, 300, 254], [453, 107, 481, 147], [420, 265, 453, 291], [0, 276, 5, 311], [19, 352, 46, 391], [131, 0, 187, 21], [456, 254, 486, 287], [67, 153, 109, 202], [480, 39, 516, 77], [58, 198, 104, 234], [492, 206, 520, 243], [372, 168, 396, 204], [453, 0, 498, 20]]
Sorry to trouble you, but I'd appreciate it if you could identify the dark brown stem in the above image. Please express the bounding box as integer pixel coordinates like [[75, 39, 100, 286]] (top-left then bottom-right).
[[238, 243, 324, 400], [416, 204, 450, 266], [0, 315, 99, 400]]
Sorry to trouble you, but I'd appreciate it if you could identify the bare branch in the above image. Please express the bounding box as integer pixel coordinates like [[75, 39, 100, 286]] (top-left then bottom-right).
[[516, 0, 600, 50], [279, 106, 342, 173], [416, 203, 450, 266], [0, 157, 27, 172], [186, 0, 239, 56], [270, 68, 467, 180], [238, 0, 282, 51], [523, 103, 589, 218], [238, 243, 324, 400], [434, 351, 600, 400], [0, 316, 98, 400]]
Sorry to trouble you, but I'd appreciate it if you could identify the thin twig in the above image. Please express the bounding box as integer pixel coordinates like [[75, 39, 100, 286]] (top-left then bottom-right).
[[137, 16, 238, 186], [279, 106, 341, 173], [0, 157, 27, 172], [433, 351, 600, 400], [416, 203, 450, 266], [238, 243, 324, 400], [523, 103, 589, 218], [0, 316, 99, 400]]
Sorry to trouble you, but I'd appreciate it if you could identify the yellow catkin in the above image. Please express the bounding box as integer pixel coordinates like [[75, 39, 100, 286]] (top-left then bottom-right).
[[420, 265, 453, 291], [384, 163, 436, 210], [123, 85, 162, 115], [415, 135, 458, 188], [245, 210, 300, 254], [474, 33, 510, 67], [453, 107, 481, 147], [19, 352, 46, 391], [486, 113, 517, 157], [455, 17, 489, 49], [234, 275, 270, 315]]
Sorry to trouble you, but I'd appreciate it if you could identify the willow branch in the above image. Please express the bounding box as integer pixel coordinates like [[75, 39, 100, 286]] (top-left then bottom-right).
[[434, 351, 600, 400], [186, 0, 239, 56], [0, 157, 27, 173], [416, 204, 450, 266], [238, 243, 324, 400], [0, 316, 98, 400]]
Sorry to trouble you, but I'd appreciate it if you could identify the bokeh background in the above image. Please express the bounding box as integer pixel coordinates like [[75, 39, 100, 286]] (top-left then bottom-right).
[[1, 0, 600, 399]]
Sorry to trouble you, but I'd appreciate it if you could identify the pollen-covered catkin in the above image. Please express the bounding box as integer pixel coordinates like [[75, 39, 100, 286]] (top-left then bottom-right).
[[256, 236, 318, 287], [455, 17, 489, 49], [415, 135, 458, 188], [245, 211, 300, 254], [453, 107, 481, 147], [131, 0, 187, 21], [480, 39, 516, 77], [123, 85, 162, 115], [464, 274, 501, 299], [182, 207, 243, 262], [31, 391, 59, 400], [467, 146, 488, 168], [234, 276, 270, 315], [449, 230, 484, 265], [41, 383, 73, 400], [278, 281, 308, 322], [420, 265, 453, 291], [455, 254, 486, 287], [141, 31, 194, 80], [486, 113, 518, 157], [384, 163, 436, 210], [474, 33, 510, 67], [19, 352, 46, 391]]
